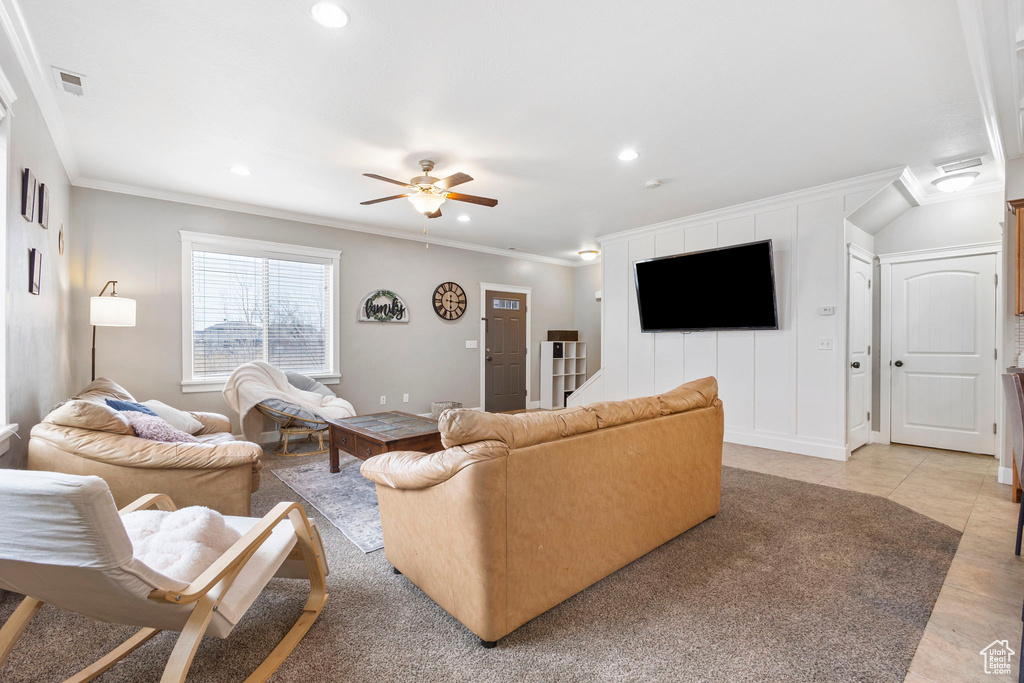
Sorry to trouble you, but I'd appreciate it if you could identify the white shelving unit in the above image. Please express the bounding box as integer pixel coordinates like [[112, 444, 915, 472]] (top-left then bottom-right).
[[540, 341, 587, 409]]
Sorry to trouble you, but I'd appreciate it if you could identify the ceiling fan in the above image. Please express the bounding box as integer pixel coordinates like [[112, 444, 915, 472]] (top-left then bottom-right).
[[360, 160, 498, 218]]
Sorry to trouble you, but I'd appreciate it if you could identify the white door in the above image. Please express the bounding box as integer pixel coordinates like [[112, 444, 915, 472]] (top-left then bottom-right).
[[848, 253, 872, 452], [890, 254, 997, 454]]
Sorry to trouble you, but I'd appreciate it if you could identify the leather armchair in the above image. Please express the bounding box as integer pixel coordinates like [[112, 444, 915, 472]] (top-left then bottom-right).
[[28, 378, 262, 516]]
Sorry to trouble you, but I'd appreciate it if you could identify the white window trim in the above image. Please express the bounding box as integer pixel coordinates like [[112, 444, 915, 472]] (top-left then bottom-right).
[[179, 231, 342, 393]]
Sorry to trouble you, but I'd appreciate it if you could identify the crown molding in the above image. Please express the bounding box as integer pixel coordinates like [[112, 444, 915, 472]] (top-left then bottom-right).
[[75, 176, 580, 268], [956, 0, 1008, 173], [0, 0, 79, 178], [597, 167, 906, 246]]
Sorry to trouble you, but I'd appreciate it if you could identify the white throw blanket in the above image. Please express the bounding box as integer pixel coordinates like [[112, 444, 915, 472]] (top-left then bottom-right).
[[223, 362, 356, 443], [122, 506, 241, 583]]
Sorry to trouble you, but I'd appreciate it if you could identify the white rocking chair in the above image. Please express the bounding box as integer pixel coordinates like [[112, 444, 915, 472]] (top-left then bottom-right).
[[0, 470, 328, 682]]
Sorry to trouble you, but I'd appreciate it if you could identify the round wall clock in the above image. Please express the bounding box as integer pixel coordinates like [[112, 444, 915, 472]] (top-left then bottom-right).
[[433, 281, 467, 320]]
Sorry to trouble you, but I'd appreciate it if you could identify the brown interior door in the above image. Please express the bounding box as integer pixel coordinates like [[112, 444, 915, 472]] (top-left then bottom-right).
[[485, 290, 527, 412]]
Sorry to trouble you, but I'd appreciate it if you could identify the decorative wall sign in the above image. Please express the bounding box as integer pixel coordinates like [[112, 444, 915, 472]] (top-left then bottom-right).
[[38, 182, 49, 228], [21, 169, 36, 221], [432, 281, 467, 320], [28, 248, 41, 295], [358, 289, 409, 323]]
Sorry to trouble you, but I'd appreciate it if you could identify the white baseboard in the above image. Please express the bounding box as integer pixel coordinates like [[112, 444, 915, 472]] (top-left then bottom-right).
[[999, 466, 1015, 486], [527, 400, 541, 409], [870, 431, 889, 445], [724, 430, 848, 461]]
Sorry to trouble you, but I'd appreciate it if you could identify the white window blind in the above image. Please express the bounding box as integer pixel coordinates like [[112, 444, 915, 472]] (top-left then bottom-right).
[[190, 249, 333, 379]]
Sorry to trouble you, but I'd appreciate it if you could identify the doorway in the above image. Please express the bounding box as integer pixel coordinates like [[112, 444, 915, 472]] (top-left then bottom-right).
[[881, 249, 999, 455], [847, 247, 873, 452], [480, 283, 532, 413]]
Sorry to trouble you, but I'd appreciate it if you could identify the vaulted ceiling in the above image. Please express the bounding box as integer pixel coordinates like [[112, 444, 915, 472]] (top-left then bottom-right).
[[14, 0, 1003, 262]]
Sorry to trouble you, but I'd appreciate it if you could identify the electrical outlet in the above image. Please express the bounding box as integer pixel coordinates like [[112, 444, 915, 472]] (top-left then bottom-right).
[[466, 340, 478, 349], [818, 338, 833, 351], [818, 306, 835, 316], [403, 393, 409, 403], [380, 395, 386, 405]]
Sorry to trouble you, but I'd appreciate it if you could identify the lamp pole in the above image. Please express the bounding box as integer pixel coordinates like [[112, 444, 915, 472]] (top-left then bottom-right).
[[91, 280, 117, 381]]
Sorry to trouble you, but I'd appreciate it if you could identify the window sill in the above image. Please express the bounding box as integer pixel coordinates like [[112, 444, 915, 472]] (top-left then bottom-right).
[[181, 374, 341, 394], [0, 423, 19, 457]]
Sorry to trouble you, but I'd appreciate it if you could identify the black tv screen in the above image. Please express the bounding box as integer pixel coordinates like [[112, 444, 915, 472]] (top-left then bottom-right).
[[634, 240, 779, 332]]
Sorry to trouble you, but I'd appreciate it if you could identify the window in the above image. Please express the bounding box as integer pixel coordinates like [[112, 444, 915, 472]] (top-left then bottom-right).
[[181, 232, 340, 392]]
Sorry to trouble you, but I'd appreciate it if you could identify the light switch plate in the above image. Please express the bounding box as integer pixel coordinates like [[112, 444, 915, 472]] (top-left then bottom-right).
[[466, 340, 478, 349], [403, 394, 409, 403], [818, 306, 835, 316]]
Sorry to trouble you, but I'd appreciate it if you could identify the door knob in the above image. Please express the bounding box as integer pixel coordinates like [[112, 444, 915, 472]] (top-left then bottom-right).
[[894, 360, 904, 367], [850, 362, 860, 369], [485, 356, 493, 361]]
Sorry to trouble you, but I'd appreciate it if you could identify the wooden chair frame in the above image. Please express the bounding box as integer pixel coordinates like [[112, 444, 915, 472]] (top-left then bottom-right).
[[0, 494, 328, 683], [256, 403, 329, 456]]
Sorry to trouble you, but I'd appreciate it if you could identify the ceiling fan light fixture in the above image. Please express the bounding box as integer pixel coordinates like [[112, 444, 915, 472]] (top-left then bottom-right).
[[932, 172, 978, 193], [408, 191, 446, 216], [457, 215, 471, 222], [578, 250, 600, 261], [311, 3, 349, 28], [618, 149, 639, 161]]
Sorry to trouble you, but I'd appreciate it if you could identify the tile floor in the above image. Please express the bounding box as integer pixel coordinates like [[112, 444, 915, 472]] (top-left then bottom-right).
[[723, 442, 1022, 683]]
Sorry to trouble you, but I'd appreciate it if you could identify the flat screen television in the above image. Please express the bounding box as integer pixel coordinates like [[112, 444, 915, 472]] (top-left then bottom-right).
[[634, 239, 779, 332]]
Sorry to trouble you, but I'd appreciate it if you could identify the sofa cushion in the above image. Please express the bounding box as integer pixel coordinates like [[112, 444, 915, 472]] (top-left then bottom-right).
[[439, 407, 598, 449], [45, 400, 134, 435], [586, 396, 660, 428], [74, 378, 136, 403], [657, 377, 719, 416]]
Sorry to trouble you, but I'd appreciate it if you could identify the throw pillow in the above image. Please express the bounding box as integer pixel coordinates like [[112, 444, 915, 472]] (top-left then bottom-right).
[[142, 399, 203, 434], [105, 398, 158, 416], [121, 410, 200, 443], [122, 506, 241, 582]]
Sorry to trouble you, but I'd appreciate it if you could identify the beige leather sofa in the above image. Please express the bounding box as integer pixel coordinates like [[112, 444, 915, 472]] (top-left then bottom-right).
[[28, 378, 263, 516], [361, 376, 723, 645]]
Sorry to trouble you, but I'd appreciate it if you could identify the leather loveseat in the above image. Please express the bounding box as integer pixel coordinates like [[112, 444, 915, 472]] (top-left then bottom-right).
[[28, 378, 263, 516], [360, 376, 723, 645]]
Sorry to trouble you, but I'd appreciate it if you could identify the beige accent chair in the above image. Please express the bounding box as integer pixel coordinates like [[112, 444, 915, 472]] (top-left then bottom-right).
[[0, 470, 328, 682], [28, 378, 263, 516], [361, 376, 723, 647]]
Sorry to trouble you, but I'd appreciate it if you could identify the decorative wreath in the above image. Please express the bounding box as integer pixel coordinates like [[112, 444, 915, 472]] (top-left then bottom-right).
[[365, 289, 404, 322]]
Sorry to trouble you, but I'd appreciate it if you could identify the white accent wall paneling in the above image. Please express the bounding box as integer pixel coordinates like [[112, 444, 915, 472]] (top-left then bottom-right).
[[600, 174, 890, 460]]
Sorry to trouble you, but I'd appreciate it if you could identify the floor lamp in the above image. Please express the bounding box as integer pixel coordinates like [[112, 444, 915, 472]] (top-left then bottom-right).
[[90, 280, 136, 381]]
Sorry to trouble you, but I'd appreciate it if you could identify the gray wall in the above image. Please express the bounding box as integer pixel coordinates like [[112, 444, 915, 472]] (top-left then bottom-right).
[[874, 191, 1003, 254], [573, 262, 601, 379], [70, 188, 577, 428], [2, 41, 74, 467]]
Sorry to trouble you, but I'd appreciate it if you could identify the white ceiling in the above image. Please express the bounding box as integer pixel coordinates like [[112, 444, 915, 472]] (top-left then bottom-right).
[[15, 0, 1002, 261]]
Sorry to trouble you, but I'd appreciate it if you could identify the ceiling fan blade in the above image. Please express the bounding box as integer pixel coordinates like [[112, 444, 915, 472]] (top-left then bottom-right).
[[446, 192, 498, 207], [360, 193, 409, 205], [426, 208, 442, 218], [435, 172, 473, 189], [363, 173, 415, 189]]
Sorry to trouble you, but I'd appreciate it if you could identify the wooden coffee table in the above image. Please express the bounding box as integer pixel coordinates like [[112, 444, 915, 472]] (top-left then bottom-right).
[[327, 411, 443, 473]]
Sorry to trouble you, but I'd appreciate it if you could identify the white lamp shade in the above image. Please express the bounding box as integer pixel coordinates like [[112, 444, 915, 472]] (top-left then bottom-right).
[[90, 296, 136, 327], [407, 191, 447, 215]]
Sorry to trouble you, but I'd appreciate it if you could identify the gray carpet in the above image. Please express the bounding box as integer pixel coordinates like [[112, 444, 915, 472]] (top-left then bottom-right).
[[272, 454, 383, 553], [0, 454, 961, 682]]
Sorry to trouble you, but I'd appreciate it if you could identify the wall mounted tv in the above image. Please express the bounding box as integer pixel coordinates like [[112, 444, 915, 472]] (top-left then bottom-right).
[[634, 239, 779, 332]]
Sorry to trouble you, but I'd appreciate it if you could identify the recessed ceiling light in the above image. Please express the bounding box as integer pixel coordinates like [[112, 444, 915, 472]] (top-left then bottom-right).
[[618, 149, 639, 161], [932, 172, 978, 193], [457, 215, 471, 223], [230, 165, 252, 176], [578, 250, 600, 261], [311, 3, 349, 28]]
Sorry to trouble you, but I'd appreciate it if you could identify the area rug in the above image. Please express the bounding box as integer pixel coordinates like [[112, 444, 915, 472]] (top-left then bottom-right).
[[0, 465, 961, 682], [272, 455, 383, 553]]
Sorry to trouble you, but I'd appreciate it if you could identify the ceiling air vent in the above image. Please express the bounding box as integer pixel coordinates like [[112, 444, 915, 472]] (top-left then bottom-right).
[[51, 67, 85, 97], [939, 157, 982, 174]]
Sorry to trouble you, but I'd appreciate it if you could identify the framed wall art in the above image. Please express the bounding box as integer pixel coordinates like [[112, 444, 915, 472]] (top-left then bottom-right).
[[38, 182, 49, 228], [21, 169, 36, 222], [28, 248, 41, 295]]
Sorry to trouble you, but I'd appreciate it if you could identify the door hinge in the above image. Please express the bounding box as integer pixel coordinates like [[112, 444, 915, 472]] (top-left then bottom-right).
[[995, 273, 999, 286], [867, 411, 871, 421], [867, 279, 872, 289], [995, 348, 998, 360], [994, 423, 998, 435], [867, 345, 871, 356]]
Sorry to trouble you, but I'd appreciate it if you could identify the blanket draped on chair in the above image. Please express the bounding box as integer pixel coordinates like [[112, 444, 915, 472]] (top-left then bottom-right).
[[223, 362, 355, 443]]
